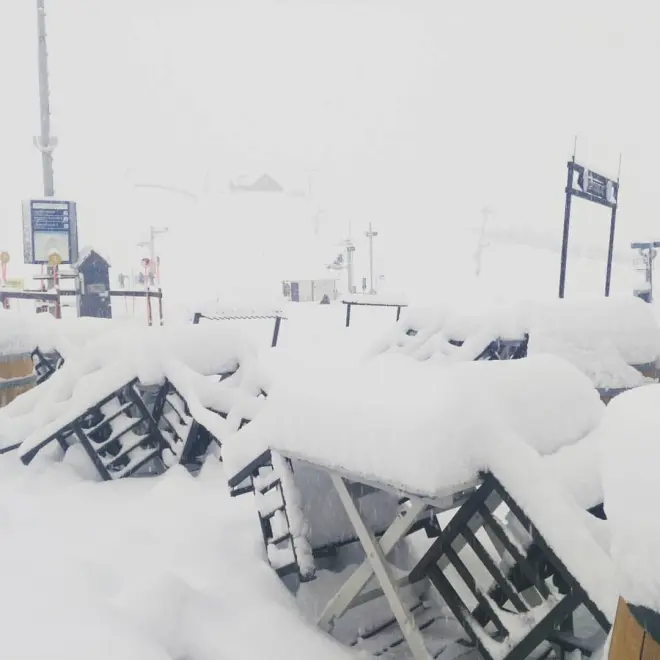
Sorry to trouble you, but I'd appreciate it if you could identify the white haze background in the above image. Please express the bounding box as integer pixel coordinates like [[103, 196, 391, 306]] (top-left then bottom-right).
[[1, 0, 660, 302]]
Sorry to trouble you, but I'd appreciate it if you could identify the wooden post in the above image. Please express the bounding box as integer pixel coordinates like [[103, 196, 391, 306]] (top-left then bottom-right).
[[609, 598, 660, 660]]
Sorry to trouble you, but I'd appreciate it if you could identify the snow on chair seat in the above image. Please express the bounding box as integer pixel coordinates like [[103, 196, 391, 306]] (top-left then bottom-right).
[[224, 354, 615, 660], [151, 361, 261, 469]]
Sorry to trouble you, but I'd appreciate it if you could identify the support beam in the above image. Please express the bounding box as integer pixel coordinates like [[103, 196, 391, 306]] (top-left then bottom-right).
[[318, 497, 428, 631], [330, 474, 433, 660]]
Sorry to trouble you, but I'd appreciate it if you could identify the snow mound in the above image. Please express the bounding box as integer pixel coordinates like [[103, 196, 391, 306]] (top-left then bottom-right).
[[370, 296, 660, 388], [225, 353, 604, 496], [1, 323, 257, 455], [0, 308, 137, 359], [601, 384, 660, 613], [0, 459, 355, 660]]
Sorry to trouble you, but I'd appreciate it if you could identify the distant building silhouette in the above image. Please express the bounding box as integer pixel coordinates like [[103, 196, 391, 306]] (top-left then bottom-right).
[[229, 173, 284, 193]]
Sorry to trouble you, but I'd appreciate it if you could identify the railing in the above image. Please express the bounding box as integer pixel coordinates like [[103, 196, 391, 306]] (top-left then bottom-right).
[[192, 311, 286, 348], [341, 299, 408, 328], [0, 288, 164, 325]]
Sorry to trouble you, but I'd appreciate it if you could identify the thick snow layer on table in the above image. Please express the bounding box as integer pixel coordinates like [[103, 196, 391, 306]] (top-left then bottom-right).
[[370, 296, 660, 388], [543, 427, 604, 511], [601, 385, 660, 613], [225, 353, 603, 496], [2, 323, 257, 454], [0, 458, 356, 660], [226, 354, 615, 619], [525, 296, 660, 388], [526, 296, 660, 367]]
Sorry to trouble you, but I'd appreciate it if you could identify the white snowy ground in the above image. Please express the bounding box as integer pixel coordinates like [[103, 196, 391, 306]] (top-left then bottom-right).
[[0, 305, 402, 660], [0, 287, 655, 659], [0, 455, 355, 660]]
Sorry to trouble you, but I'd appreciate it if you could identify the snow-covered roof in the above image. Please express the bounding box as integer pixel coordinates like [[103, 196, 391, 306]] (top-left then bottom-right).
[[229, 173, 284, 193], [74, 245, 112, 269]]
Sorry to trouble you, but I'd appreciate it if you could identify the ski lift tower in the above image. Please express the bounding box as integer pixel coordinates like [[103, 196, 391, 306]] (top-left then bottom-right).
[[340, 237, 356, 294], [631, 241, 660, 303], [365, 222, 378, 294], [137, 226, 168, 285]]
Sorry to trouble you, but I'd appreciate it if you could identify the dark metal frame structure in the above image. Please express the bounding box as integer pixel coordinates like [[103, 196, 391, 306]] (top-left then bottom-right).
[[342, 299, 408, 328], [230, 454, 612, 660], [559, 157, 621, 298], [20, 378, 165, 479], [192, 311, 285, 348]]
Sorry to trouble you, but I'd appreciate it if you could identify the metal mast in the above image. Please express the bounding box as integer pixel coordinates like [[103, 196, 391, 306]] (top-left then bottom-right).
[[34, 0, 57, 197]]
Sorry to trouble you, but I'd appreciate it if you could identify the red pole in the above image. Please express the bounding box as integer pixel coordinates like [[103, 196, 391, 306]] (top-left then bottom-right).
[[146, 290, 152, 326]]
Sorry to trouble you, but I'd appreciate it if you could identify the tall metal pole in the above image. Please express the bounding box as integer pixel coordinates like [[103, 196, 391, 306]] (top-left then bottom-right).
[[35, 0, 56, 197], [346, 244, 355, 294], [604, 205, 618, 297], [365, 222, 378, 294], [604, 158, 622, 298], [558, 159, 575, 298]]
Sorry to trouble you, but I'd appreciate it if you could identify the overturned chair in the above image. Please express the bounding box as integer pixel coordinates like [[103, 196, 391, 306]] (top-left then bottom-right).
[[10, 326, 261, 478], [225, 354, 616, 660]]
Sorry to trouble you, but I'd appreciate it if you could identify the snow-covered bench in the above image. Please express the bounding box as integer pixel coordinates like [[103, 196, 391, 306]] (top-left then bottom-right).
[[369, 305, 529, 363], [371, 297, 660, 403], [225, 354, 615, 660]]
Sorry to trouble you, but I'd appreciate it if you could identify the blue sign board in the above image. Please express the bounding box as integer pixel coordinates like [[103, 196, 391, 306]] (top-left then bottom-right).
[[22, 198, 79, 265]]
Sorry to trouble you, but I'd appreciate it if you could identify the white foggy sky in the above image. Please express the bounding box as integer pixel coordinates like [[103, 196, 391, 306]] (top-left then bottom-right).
[[1, 0, 660, 273]]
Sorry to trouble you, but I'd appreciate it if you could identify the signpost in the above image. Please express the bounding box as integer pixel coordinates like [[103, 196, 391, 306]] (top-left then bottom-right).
[[558, 153, 621, 298], [22, 199, 79, 264]]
